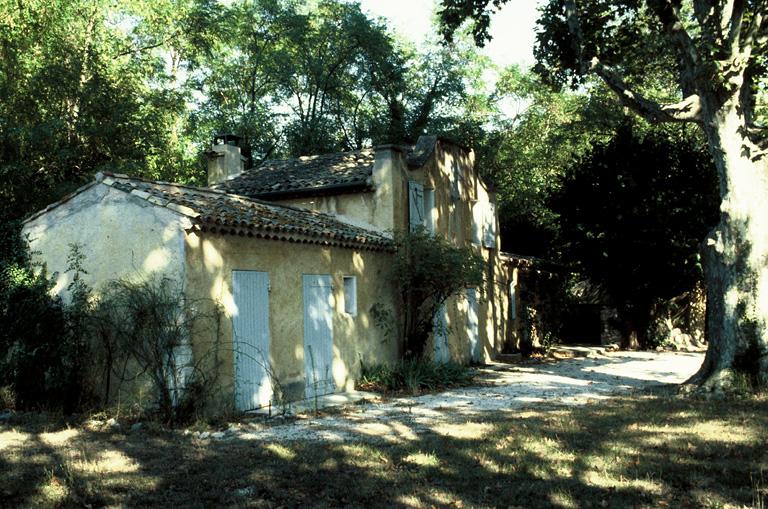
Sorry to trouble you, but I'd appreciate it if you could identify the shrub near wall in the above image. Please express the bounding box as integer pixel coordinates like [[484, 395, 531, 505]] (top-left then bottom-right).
[[88, 277, 223, 425], [0, 227, 221, 422], [0, 223, 86, 411], [393, 229, 485, 359]]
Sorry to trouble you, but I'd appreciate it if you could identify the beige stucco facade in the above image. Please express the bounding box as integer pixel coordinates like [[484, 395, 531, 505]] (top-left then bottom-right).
[[184, 232, 399, 405], [22, 183, 190, 302], [405, 141, 511, 363], [267, 140, 515, 365], [21, 136, 519, 412]]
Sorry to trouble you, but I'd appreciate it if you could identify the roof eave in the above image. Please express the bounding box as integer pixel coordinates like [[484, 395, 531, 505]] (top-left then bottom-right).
[[191, 224, 394, 252]]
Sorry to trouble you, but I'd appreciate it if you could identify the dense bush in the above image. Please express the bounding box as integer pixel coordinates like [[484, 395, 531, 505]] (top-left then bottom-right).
[[359, 359, 473, 394], [551, 126, 719, 348], [0, 223, 91, 411], [0, 226, 219, 421]]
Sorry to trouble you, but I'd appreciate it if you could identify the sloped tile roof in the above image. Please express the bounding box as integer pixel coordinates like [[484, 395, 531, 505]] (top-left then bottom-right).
[[213, 148, 376, 198], [96, 173, 393, 251], [406, 135, 438, 168]]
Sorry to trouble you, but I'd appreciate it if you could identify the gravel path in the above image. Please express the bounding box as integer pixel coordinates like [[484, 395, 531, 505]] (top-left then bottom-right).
[[221, 350, 704, 444]]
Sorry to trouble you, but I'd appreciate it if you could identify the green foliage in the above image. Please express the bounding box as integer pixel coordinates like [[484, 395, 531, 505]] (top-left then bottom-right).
[[359, 359, 473, 395], [0, 0, 206, 221], [193, 0, 492, 159], [90, 277, 212, 424], [474, 67, 613, 255], [0, 0, 494, 222], [0, 231, 94, 411], [392, 229, 485, 358], [551, 125, 719, 346]]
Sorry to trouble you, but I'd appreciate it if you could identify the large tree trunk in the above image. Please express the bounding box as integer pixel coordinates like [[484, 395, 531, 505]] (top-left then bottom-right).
[[688, 101, 768, 391]]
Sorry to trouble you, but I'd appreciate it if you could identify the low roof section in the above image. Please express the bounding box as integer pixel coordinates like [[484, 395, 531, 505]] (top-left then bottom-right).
[[26, 172, 394, 252]]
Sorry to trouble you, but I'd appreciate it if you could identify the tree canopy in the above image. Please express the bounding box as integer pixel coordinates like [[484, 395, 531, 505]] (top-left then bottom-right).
[[441, 0, 768, 390], [0, 0, 493, 222]]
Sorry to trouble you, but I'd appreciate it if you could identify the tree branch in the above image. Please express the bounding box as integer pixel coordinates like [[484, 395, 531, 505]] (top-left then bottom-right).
[[647, 0, 700, 94], [741, 9, 765, 57], [725, 0, 746, 55], [114, 31, 182, 59], [590, 58, 703, 124]]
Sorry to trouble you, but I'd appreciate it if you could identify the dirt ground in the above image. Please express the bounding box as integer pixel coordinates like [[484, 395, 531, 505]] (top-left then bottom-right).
[[228, 349, 705, 443], [6, 349, 767, 509]]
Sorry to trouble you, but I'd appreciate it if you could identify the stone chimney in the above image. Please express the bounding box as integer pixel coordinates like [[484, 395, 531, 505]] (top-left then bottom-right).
[[206, 134, 247, 186]]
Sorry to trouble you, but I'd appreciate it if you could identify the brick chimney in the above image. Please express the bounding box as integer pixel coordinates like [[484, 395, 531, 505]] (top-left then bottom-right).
[[205, 134, 247, 186]]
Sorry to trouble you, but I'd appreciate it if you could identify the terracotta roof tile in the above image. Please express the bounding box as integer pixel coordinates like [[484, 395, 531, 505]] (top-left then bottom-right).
[[101, 173, 393, 251], [212, 148, 376, 198]]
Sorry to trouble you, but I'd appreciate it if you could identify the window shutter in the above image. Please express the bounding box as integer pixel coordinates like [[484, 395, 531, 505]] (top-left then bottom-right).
[[424, 189, 436, 233], [471, 202, 483, 246], [343, 276, 357, 316], [450, 162, 461, 200], [409, 181, 425, 232], [483, 203, 497, 248]]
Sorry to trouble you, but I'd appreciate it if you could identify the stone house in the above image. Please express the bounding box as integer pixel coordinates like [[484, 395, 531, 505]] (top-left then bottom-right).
[[22, 134, 521, 410]]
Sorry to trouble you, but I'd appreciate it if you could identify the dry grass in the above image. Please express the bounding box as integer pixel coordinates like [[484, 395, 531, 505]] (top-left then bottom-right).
[[1, 395, 767, 508]]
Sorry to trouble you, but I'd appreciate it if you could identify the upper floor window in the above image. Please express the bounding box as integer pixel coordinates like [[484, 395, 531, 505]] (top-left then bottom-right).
[[408, 181, 425, 232], [472, 201, 497, 248], [472, 201, 483, 246], [450, 160, 462, 201], [509, 279, 517, 320], [483, 202, 497, 248]]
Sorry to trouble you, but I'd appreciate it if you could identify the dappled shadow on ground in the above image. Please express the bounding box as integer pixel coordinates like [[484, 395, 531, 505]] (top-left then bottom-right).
[[2, 395, 766, 508]]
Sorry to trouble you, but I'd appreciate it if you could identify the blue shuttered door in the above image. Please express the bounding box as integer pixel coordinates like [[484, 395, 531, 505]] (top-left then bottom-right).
[[303, 275, 335, 398], [232, 271, 273, 411]]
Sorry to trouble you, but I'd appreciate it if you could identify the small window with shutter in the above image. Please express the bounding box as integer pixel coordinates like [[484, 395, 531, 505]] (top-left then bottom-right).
[[509, 280, 517, 320], [343, 276, 357, 316], [408, 181, 425, 232], [483, 202, 497, 248], [471, 201, 483, 246]]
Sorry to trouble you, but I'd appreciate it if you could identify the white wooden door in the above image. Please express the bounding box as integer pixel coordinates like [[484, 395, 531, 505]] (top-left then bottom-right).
[[303, 275, 335, 398], [467, 288, 481, 362], [433, 303, 450, 363], [232, 270, 272, 411]]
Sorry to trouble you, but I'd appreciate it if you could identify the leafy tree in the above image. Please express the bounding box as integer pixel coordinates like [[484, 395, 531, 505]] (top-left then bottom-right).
[[0, 225, 92, 411], [474, 67, 622, 256], [0, 0, 213, 221], [552, 125, 719, 347], [193, 0, 493, 158], [393, 229, 485, 359], [442, 0, 768, 390]]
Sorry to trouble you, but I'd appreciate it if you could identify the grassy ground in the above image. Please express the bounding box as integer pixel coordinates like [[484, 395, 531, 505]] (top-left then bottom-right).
[[1, 395, 766, 508]]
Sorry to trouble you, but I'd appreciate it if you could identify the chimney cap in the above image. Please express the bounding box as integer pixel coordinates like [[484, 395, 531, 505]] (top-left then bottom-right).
[[213, 133, 243, 147]]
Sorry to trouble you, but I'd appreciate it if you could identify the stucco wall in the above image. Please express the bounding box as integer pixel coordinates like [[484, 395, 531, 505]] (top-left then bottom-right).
[[277, 192, 383, 233], [268, 147, 410, 235], [22, 183, 189, 301], [409, 141, 510, 363], [184, 232, 400, 407]]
